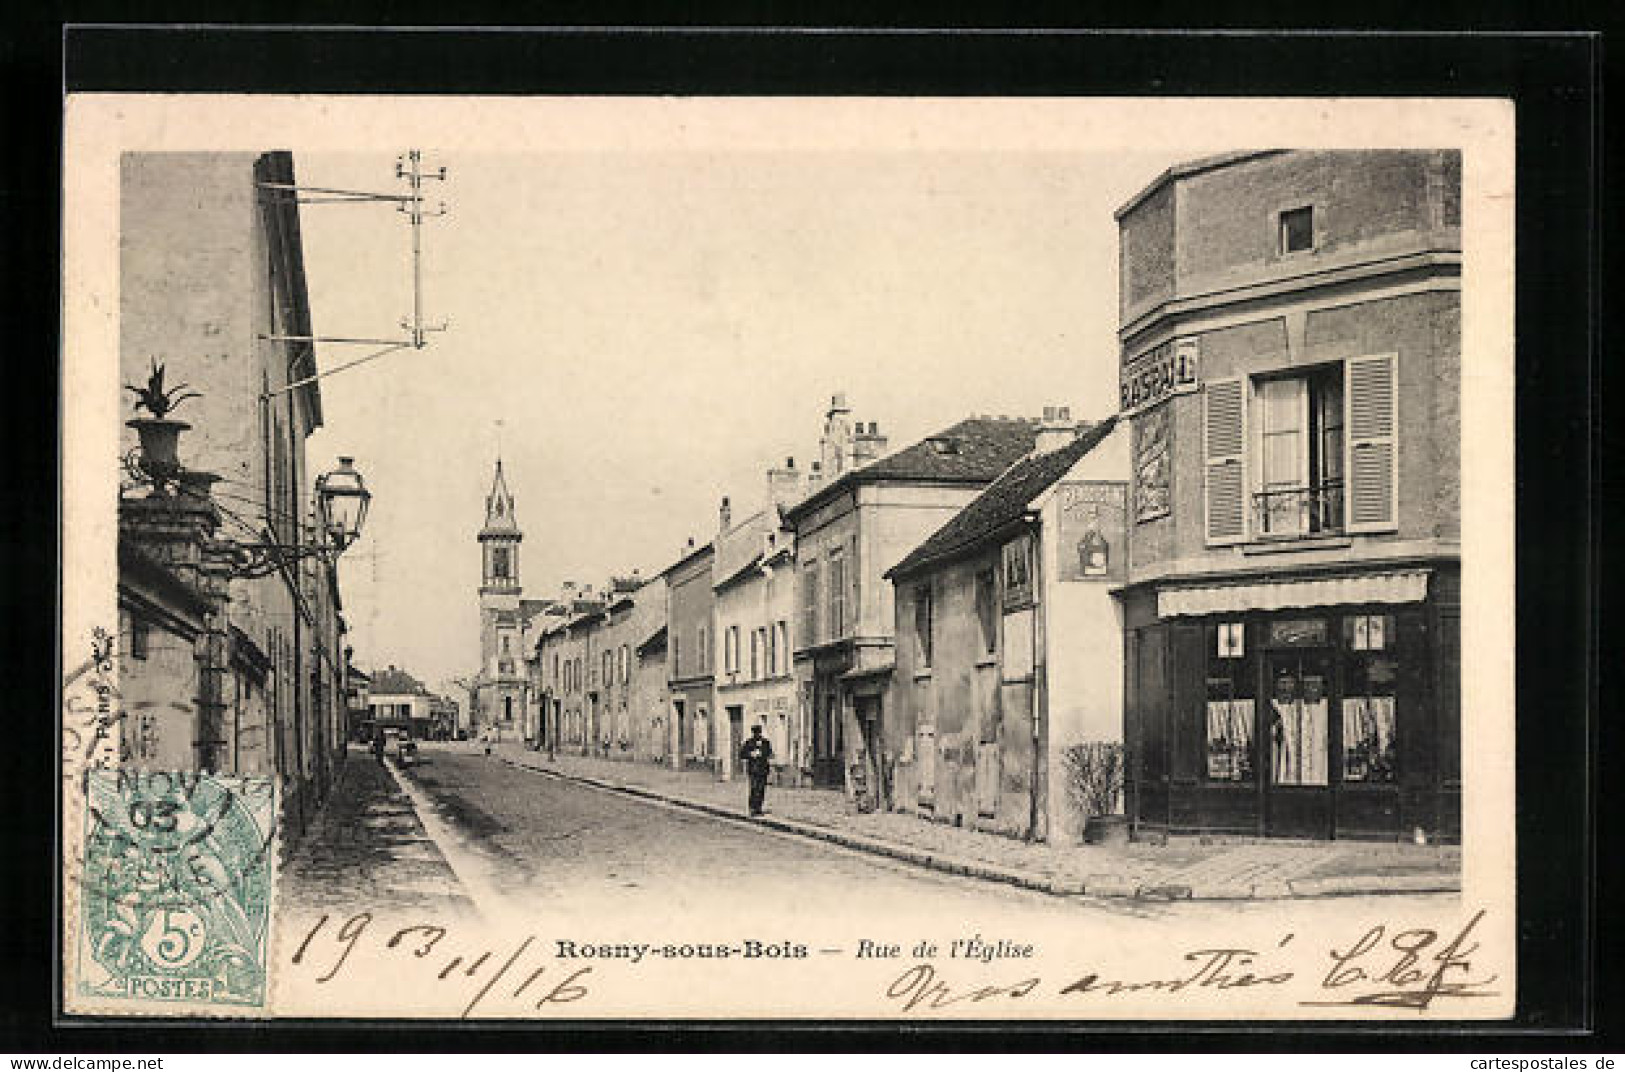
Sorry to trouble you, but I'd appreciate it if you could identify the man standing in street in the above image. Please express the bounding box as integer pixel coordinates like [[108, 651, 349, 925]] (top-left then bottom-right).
[[739, 723, 774, 817]]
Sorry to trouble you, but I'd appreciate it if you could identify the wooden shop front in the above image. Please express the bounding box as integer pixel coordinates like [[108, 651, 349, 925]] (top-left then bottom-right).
[[1120, 565, 1459, 842]]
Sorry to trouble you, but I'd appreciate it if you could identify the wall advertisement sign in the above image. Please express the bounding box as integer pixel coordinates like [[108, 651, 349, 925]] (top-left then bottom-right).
[[1119, 337, 1200, 415], [1056, 480, 1128, 582]]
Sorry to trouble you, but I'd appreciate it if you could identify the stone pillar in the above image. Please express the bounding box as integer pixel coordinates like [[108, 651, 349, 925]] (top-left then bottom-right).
[[119, 489, 231, 770]]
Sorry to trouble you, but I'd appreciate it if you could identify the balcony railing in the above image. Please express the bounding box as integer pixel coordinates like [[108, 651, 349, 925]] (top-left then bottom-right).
[[1252, 480, 1345, 538]]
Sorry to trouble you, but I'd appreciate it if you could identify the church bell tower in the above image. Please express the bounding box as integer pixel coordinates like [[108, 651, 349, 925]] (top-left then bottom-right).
[[476, 458, 524, 736]]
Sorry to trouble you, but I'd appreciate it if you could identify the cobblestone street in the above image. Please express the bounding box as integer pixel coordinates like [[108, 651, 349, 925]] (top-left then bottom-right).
[[280, 742, 1460, 932]]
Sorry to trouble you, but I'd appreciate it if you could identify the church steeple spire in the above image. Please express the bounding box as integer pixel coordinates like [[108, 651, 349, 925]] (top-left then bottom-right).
[[481, 456, 520, 536]]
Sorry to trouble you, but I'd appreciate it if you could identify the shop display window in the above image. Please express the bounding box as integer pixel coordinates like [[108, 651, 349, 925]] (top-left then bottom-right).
[[1205, 620, 1255, 782], [1341, 613, 1398, 783]]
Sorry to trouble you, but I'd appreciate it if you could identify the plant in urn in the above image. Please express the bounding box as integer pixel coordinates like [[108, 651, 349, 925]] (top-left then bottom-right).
[[125, 360, 201, 489]]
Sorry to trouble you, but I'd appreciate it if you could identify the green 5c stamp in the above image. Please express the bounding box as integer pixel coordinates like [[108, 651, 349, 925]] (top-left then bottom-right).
[[77, 770, 276, 1011]]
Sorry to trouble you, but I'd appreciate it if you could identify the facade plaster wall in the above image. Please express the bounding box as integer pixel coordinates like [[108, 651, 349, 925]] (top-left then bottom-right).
[[1037, 474, 1128, 839], [119, 152, 343, 834], [118, 605, 202, 772]]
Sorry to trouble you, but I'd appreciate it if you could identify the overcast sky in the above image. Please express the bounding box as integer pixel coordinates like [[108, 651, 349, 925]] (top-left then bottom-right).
[[298, 145, 1182, 691]]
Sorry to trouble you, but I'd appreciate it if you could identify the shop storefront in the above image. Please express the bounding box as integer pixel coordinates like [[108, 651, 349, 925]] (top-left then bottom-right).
[[1121, 565, 1459, 842], [800, 644, 851, 788]]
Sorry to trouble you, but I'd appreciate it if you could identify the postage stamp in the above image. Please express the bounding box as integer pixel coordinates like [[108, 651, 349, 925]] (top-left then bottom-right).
[[74, 770, 277, 1012]]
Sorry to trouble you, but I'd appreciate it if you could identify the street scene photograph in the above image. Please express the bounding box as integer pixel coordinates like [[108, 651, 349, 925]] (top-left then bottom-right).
[[59, 94, 1517, 1021]]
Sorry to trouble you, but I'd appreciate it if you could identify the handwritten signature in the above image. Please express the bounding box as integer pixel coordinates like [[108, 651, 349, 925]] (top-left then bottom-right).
[[290, 913, 593, 1018], [881, 909, 1497, 1014]]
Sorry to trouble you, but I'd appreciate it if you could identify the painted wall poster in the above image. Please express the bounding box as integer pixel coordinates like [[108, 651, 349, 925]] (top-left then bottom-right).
[[1056, 480, 1128, 582], [1133, 404, 1172, 523]]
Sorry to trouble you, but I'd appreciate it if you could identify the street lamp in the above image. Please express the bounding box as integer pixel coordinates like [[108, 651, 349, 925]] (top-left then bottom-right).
[[316, 456, 371, 551], [225, 455, 374, 579]]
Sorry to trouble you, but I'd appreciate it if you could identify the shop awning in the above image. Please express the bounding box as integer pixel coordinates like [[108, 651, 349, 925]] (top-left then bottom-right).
[[1157, 570, 1430, 618]]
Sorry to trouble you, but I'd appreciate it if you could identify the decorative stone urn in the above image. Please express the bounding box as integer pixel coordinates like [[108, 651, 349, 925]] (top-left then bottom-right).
[[127, 417, 190, 483]]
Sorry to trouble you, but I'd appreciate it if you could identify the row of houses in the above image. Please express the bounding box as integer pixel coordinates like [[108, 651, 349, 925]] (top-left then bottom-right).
[[480, 149, 1463, 845]]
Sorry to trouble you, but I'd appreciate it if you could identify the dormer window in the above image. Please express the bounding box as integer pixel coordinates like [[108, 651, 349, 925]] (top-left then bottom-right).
[[1279, 206, 1314, 254], [926, 435, 962, 456]]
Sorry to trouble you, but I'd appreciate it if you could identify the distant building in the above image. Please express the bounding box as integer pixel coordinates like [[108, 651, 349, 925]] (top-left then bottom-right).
[[428, 694, 459, 740], [475, 458, 527, 738], [367, 664, 437, 739], [343, 657, 371, 742], [713, 463, 803, 784], [783, 395, 1044, 800], [887, 413, 1128, 842], [663, 539, 716, 771], [1113, 150, 1461, 842]]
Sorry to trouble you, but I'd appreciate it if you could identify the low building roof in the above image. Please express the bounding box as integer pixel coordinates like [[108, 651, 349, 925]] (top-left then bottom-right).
[[369, 666, 430, 696], [887, 417, 1117, 580], [784, 415, 1042, 522]]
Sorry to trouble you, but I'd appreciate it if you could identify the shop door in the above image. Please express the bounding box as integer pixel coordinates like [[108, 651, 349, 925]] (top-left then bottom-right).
[[1263, 646, 1333, 838], [812, 689, 844, 787], [727, 706, 745, 779], [854, 697, 886, 810]]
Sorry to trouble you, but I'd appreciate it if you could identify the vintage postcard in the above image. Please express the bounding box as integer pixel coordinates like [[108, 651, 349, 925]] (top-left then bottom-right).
[[61, 94, 1515, 1020]]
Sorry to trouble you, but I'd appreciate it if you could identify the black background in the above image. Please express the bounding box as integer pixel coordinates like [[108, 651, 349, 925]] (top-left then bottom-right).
[[0, 19, 1604, 1053]]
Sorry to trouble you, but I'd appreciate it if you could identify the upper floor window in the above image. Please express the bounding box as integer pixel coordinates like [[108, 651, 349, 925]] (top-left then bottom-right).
[[697, 625, 709, 673], [913, 584, 934, 670], [800, 560, 821, 646], [129, 619, 150, 661], [620, 644, 631, 685], [828, 551, 847, 638], [1256, 364, 1345, 537], [724, 625, 740, 675], [492, 546, 511, 580], [974, 568, 997, 655], [1203, 354, 1397, 545], [1278, 205, 1314, 254], [775, 621, 789, 675]]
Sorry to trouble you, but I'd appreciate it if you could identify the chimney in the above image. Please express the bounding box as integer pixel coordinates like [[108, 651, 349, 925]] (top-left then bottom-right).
[[852, 420, 888, 467], [719, 495, 732, 534], [1034, 404, 1079, 454], [820, 392, 854, 478], [766, 455, 807, 511]]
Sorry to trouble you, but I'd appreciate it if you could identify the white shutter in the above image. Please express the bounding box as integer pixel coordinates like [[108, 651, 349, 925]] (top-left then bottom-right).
[[1345, 354, 1399, 533], [1204, 377, 1249, 545]]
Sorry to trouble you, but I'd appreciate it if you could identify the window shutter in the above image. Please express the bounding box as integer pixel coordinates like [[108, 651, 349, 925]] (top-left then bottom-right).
[[1345, 353, 1399, 533], [848, 534, 861, 636], [1203, 377, 1248, 545]]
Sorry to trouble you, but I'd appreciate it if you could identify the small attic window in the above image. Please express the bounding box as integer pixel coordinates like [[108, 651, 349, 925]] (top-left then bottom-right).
[[926, 435, 962, 456], [1279, 206, 1314, 254]]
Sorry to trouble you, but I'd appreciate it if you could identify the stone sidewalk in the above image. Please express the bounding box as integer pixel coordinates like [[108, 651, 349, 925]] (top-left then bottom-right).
[[279, 747, 475, 918], [489, 742, 1460, 901]]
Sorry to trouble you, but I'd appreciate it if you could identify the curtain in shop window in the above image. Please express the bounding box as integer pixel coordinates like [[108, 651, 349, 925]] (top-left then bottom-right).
[[1341, 695, 1397, 782], [1271, 694, 1328, 786], [1205, 699, 1254, 781]]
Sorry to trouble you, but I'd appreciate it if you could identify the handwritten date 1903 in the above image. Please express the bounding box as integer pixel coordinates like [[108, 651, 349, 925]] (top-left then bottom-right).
[[290, 913, 593, 1019]]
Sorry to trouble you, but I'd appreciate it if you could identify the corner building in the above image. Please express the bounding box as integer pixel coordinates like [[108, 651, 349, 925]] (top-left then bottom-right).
[[1115, 150, 1461, 842]]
